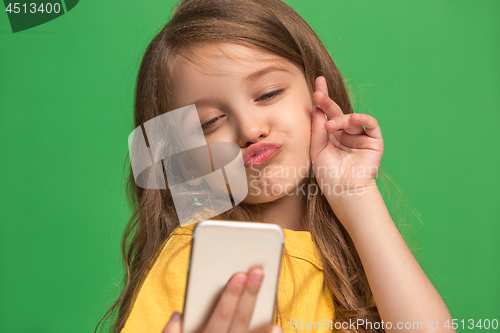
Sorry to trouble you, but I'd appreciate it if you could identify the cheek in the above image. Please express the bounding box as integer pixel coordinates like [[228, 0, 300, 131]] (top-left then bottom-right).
[[281, 106, 312, 152], [203, 129, 232, 145], [284, 107, 313, 177], [245, 107, 312, 197]]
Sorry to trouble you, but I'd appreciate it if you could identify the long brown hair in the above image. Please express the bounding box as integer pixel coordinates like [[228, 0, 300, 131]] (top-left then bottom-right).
[[97, 0, 386, 331]]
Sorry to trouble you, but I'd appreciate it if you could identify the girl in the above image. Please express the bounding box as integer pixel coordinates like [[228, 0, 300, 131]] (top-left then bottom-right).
[[99, 0, 454, 332]]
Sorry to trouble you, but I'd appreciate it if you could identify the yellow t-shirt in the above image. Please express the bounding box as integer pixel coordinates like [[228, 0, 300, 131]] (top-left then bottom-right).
[[122, 223, 335, 332]]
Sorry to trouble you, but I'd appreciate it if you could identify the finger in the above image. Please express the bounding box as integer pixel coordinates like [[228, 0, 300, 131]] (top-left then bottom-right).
[[313, 91, 344, 120], [313, 76, 344, 120], [310, 106, 329, 158], [314, 76, 328, 96], [325, 114, 365, 135], [350, 113, 383, 140], [270, 326, 284, 333], [336, 131, 381, 151], [204, 273, 247, 333], [163, 312, 182, 333], [248, 324, 283, 333], [228, 267, 264, 333]]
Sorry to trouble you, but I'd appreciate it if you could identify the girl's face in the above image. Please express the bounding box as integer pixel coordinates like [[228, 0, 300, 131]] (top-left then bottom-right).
[[171, 43, 313, 204]]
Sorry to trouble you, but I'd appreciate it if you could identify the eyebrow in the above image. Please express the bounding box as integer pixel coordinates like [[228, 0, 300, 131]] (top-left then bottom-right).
[[245, 65, 292, 82]]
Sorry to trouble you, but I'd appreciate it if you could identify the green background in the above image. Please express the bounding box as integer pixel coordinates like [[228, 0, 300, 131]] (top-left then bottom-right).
[[1, 0, 498, 332]]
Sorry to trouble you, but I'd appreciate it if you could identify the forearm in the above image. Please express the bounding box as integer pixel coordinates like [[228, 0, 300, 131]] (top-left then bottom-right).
[[327, 187, 454, 332]]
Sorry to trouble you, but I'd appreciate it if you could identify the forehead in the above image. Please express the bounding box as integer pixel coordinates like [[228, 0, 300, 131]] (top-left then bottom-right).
[[172, 43, 296, 79]]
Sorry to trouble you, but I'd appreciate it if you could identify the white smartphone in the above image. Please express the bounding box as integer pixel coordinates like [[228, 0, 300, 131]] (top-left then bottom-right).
[[182, 220, 284, 333]]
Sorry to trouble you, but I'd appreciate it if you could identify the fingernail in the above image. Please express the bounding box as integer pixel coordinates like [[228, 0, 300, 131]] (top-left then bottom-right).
[[327, 120, 335, 125], [250, 270, 264, 283], [170, 311, 181, 322], [235, 274, 247, 286]]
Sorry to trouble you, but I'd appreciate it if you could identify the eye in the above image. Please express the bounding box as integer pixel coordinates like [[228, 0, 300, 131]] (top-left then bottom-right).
[[256, 89, 285, 102], [201, 115, 224, 130]]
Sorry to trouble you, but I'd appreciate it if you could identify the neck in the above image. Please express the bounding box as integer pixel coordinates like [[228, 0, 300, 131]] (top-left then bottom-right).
[[254, 191, 307, 231]]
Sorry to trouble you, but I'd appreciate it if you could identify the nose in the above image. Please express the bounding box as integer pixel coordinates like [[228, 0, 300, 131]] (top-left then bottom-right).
[[236, 112, 269, 148]]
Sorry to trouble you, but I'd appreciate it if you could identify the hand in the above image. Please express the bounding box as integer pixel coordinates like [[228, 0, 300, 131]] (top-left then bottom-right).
[[162, 267, 283, 333], [310, 76, 384, 198]]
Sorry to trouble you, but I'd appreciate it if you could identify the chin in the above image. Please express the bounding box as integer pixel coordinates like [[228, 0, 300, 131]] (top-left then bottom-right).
[[242, 175, 301, 204], [241, 158, 310, 204], [242, 193, 287, 205]]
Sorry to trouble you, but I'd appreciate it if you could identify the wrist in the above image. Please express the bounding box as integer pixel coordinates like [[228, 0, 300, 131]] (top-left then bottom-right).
[[322, 179, 380, 205], [324, 184, 386, 233]]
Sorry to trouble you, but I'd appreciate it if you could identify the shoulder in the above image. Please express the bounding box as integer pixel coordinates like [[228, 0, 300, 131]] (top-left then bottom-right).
[[160, 224, 196, 258], [145, 223, 196, 289], [155, 224, 195, 272], [122, 224, 196, 333]]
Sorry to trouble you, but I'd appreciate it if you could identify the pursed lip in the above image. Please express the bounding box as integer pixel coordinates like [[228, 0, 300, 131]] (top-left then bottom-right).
[[243, 142, 282, 168]]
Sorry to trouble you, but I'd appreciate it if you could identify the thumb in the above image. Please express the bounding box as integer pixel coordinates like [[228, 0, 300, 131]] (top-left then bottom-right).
[[310, 106, 328, 160], [270, 325, 284, 333], [162, 312, 182, 333]]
